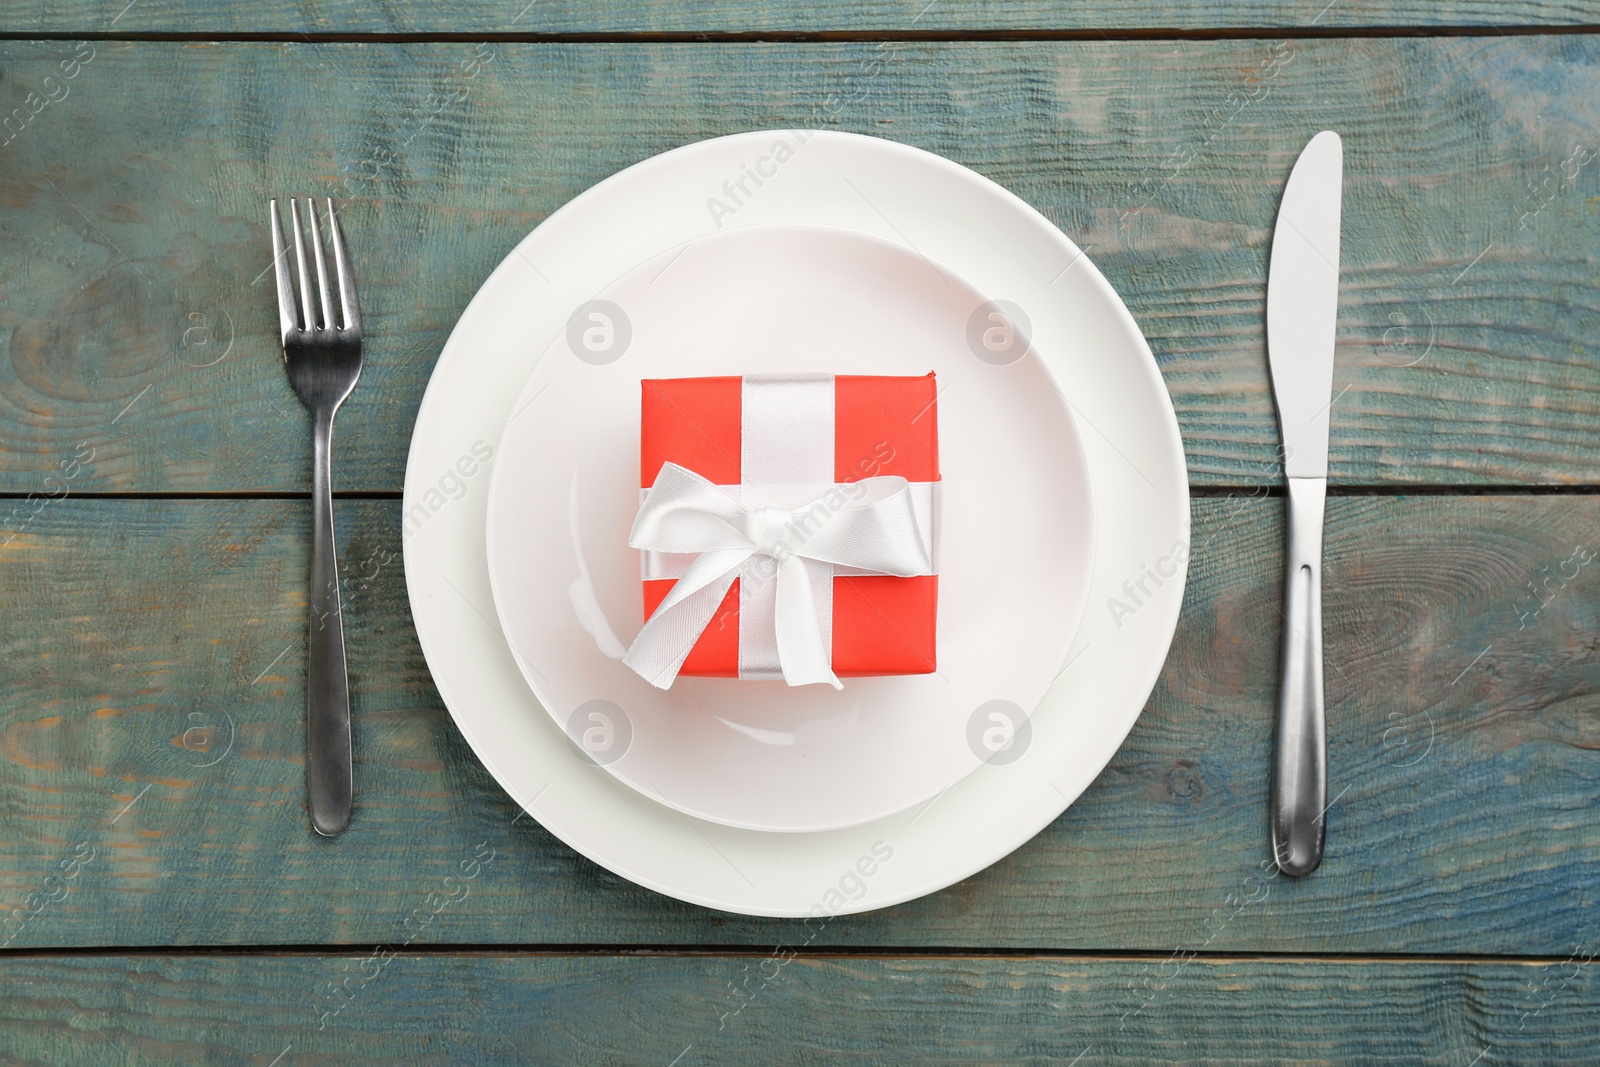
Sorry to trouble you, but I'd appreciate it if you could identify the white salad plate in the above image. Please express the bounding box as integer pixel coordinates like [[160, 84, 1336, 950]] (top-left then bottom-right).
[[403, 130, 1188, 916], [482, 223, 1095, 833]]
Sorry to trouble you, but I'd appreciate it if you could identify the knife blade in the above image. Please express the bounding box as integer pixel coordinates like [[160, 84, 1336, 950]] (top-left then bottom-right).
[[1266, 130, 1343, 877]]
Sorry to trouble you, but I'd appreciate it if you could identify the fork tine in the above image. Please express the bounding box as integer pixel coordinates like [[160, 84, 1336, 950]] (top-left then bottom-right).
[[306, 197, 335, 331], [288, 198, 314, 334], [325, 198, 360, 333], [269, 199, 299, 343]]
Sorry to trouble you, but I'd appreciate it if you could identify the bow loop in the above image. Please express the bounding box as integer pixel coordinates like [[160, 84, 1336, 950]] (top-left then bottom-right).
[[787, 479, 932, 576], [627, 462, 752, 554]]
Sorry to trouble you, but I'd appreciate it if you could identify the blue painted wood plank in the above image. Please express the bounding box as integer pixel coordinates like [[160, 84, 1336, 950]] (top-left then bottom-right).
[[6, 0, 1599, 34], [0, 495, 1595, 952], [0, 953, 1595, 1064], [0, 38, 1598, 490]]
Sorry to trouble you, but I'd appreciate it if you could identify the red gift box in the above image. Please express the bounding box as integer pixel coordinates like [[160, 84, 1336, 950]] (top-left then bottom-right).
[[638, 373, 940, 680]]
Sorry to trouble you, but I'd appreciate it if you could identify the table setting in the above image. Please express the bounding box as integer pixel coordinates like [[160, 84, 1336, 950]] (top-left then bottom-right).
[[1, 9, 1598, 1063]]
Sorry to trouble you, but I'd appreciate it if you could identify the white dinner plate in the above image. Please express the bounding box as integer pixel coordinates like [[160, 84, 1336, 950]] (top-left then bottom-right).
[[483, 223, 1095, 832], [403, 130, 1188, 916]]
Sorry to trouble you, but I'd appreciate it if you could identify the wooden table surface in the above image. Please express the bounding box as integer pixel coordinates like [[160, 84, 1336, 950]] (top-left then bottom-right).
[[3, 2, 1600, 1063]]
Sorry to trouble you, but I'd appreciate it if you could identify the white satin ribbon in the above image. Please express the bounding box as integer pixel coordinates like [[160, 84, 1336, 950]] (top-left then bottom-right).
[[623, 462, 933, 689]]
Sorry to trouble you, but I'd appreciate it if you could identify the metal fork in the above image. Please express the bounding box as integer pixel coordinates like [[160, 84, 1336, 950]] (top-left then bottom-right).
[[270, 197, 363, 836]]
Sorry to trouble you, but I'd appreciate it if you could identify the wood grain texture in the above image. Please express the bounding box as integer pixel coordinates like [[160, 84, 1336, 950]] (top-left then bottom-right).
[[1, 953, 1597, 1064], [1, 494, 1597, 952], [7, 0, 1600, 34], [0, 38, 1599, 490]]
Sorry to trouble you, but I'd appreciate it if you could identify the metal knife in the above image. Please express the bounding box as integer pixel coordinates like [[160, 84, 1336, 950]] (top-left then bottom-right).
[[1266, 130, 1343, 877]]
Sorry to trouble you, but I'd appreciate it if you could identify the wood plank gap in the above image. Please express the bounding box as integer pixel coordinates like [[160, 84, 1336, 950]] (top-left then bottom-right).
[[2, 945, 1595, 966], [7, 486, 1600, 501], [1128, 485, 1600, 497], [1, 26, 1598, 44], [1321, 484, 1600, 496], [0, 491, 403, 500]]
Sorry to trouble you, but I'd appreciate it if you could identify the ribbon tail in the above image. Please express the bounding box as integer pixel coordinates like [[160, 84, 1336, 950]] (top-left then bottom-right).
[[624, 549, 748, 689], [773, 556, 842, 689]]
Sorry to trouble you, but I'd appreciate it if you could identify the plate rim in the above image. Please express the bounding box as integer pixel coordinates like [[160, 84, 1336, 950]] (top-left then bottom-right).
[[479, 219, 1098, 833]]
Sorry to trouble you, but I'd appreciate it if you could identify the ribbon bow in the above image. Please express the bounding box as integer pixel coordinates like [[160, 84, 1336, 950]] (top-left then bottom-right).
[[623, 462, 932, 689]]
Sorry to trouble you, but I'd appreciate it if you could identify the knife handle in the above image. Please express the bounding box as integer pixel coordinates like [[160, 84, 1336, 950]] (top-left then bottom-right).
[[1272, 476, 1327, 876]]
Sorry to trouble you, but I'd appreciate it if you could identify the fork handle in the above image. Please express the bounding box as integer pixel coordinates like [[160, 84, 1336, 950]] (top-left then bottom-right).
[[307, 407, 353, 836], [1272, 476, 1326, 876]]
